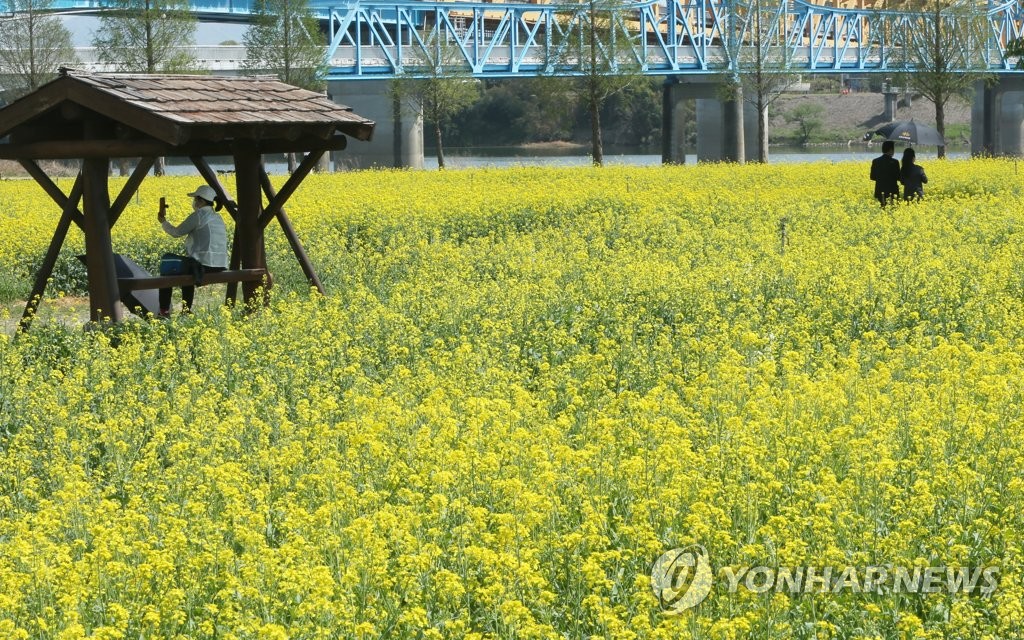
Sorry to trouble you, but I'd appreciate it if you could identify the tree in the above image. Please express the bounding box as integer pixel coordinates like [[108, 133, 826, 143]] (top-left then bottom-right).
[[91, 0, 197, 74], [784, 102, 825, 145], [243, 0, 326, 91], [244, 0, 328, 171], [545, 0, 644, 166], [894, 0, 991, 158], [391, 42, 480, 170], [722, 0, 799, 162], [92, 0, 197, 175], [0, 0, 78, 102]]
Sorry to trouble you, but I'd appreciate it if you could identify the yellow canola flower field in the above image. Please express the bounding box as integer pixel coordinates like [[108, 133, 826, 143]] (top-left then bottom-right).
[[1, 160, 1024, 639]]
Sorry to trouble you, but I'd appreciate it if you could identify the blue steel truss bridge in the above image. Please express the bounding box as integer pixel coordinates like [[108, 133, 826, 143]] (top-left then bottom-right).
[[6, 0, 1024, 79], [321, 0, 1024, 79]]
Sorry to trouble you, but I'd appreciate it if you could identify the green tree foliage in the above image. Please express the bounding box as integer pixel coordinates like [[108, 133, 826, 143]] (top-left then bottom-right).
[[448, 79, 574, 147], [243, 0, 326, 91], [91, 0, 197, 73], [0, 0, 78, 101], [441, 78, 661, 150], [783, 102, 825, 145], [598, 79, 662, 147], [244, 0, 327, 172]]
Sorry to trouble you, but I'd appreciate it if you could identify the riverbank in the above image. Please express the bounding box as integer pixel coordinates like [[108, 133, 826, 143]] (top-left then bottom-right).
[[771, 91, 971, 145]]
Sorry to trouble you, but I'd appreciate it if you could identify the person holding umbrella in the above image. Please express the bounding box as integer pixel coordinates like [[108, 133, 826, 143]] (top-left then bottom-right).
[[871, 120, 943, 205], [874, 120, 945, 147], [870, 140, 901, 207], [899, 147, 927, 202]]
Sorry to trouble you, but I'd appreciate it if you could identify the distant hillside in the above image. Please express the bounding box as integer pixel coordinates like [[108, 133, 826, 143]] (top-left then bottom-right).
[[771, 92, 972, 145]]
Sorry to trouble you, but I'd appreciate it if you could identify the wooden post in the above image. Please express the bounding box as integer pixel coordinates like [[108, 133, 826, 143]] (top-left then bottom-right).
[[82, 157, 122, 323], [232, 141, 268, 306]]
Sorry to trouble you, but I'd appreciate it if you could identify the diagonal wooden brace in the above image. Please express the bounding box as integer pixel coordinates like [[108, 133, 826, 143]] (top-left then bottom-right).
[[109, 157, 157, 227], [190, 155, 239, 222], [18, 159, 85, 229], [19, 174, 84, 332], [259, 167, 325, 295], [257, 148, 325, 230]]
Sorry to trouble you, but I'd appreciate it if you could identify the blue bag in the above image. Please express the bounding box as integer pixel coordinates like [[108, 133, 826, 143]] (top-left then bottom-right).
[[159, 253, 189, 276]]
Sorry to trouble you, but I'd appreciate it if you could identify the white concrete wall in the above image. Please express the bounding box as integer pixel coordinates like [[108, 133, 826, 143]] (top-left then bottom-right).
[[972, 78, 1024, 157], [667, 79, 758, 163], [328, 80, 423, 170]]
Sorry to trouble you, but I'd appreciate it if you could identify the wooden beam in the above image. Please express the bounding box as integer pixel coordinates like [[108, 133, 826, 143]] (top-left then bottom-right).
[[17, 159, 85, 228], [257, 148, 324, 229], [276, 134, 347, 155], [274, 133, 346, 154], [81, 157, 123, 323], [189, 156, 239, 222], [10, 120, 84, 146], [19, 175, 84, 332], [4, 139, 167, 159], [259, 167, 325, 296], [109, 157, 156, 226], [0, 134, 349, 160]]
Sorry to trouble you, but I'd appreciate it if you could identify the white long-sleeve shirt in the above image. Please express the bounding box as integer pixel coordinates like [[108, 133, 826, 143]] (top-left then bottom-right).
[[161, 206, 229, 269]]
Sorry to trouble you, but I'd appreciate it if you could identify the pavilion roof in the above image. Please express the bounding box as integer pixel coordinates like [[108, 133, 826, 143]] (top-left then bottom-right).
[[0, 70, 374, 157]]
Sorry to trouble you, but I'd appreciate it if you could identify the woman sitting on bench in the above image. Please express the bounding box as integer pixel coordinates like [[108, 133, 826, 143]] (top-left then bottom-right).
[[156, 185, 229, 317]]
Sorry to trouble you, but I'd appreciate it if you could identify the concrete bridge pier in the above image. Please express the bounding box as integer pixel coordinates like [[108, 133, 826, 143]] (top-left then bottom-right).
[[972, 77, 1024, 157], [662, 78, 758, 164], [327, 80, 424, 169], [882, 85, 898, 121]]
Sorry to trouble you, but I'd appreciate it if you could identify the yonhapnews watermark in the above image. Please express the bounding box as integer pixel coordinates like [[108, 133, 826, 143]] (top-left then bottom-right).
[[651, 546, 999, 614]]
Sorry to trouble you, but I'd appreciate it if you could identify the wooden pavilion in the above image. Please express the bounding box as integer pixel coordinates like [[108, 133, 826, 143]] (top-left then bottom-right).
[[0, 70, 374, 329]]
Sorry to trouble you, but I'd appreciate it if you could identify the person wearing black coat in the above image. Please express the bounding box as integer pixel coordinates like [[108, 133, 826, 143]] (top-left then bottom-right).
[[900, 147, 927, 202], [870, 140, 901, 207]]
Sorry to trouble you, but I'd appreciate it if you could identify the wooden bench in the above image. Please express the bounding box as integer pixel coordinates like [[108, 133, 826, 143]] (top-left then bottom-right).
[[118, 268, 268, 292], [79, 254, 267, 317]]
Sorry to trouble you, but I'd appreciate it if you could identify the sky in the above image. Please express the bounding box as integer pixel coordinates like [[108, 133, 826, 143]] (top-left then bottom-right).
[[62, 15, 248, 47]]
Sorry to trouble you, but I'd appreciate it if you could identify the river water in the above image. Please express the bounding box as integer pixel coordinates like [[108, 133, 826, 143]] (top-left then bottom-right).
[[421, 145, 970, 169], [165, 145, 969, 175]]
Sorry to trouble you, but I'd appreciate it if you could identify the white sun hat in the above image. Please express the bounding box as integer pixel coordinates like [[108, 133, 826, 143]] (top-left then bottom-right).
[[187, 185, 217, 202]]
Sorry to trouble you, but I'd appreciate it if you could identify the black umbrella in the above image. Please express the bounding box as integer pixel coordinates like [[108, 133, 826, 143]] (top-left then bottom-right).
[[874, 120, 945, 146]]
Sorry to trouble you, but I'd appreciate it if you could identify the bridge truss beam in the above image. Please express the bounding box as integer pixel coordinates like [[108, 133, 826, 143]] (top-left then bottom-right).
[[6, 0, 1024, 78], [321, 0, 1024, 79]]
